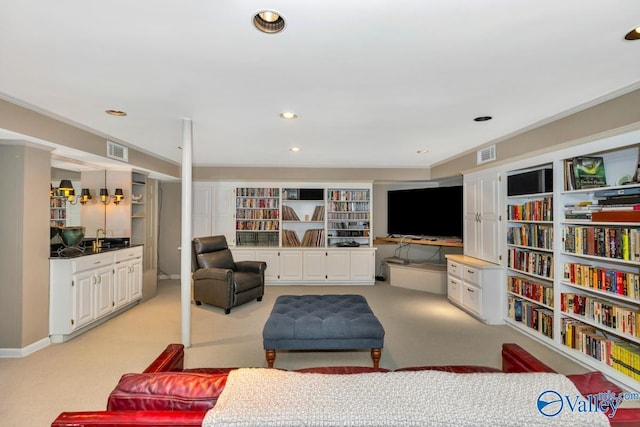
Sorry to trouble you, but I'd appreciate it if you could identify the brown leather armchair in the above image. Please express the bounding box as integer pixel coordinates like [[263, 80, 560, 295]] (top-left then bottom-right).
[[191, 236, 266, 314]]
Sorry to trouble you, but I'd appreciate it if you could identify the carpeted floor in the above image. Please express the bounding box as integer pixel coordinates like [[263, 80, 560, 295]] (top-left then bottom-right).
[[0, 279, 588, 426]]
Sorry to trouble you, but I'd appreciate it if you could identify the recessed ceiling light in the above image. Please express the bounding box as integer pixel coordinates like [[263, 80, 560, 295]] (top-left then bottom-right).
[[253, 10, 285, 34], [416, 149, 428, 154], [290, 146, 300, 152], [280, 112, 298, 119], [624, 26, 640, 40], [106, 109, 127, 116], [474, 116, 492, 122]]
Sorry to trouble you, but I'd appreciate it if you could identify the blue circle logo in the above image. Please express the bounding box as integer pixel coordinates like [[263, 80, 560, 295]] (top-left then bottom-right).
[[537, 390, 563, 417]]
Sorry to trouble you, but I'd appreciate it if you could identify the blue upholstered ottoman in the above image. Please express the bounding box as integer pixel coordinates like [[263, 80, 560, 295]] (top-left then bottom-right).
[[262, 294, 385, 368]]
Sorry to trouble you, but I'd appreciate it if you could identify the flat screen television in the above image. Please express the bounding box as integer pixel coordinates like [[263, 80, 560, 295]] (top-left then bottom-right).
[[387, 186, 463, 238]]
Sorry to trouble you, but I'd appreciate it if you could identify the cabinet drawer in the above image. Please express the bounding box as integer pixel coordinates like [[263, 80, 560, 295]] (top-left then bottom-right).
[[114, 246, 143, 262], [72, 253, 112, 273], [447, 275, 462, 304], [447, 260, 462, 278], [462, 284, 482, 315], [463, 265, 481, 286]]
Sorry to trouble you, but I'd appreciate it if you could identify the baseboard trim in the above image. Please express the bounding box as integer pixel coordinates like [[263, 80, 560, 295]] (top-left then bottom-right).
[[0, 337, 50, 358]]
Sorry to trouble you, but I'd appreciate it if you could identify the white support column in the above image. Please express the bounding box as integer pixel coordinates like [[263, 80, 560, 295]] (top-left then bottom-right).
[[180, 118, 193, 347]]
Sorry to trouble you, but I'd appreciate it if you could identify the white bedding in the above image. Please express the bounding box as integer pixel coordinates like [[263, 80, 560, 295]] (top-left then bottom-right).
[[203, 368, 609, 426]]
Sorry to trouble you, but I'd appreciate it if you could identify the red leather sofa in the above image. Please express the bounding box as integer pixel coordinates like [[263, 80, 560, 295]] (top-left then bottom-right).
[[52, 343, 640, 426]]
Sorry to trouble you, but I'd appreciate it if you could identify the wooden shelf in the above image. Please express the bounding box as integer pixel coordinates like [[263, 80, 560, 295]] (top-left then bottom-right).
[[375, 236, 463, 248]]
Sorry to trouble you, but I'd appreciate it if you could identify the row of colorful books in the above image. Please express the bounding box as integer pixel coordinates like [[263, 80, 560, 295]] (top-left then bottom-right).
[[506, 223, 553, 250], [561, 318, 640, 381], [236, 187, 280, 197], [507, 296, 554, 338], [563, 225, 640, 261], [507, 275, 554, 306], [236, 198, 279, 208], [507, 248, 554, 279], [563, 262, 640, 300], [235, 220, 279, 231], [507, 197, 553, 221], [561, 293, 640, 338], [236, 208, 279, 219], [327, 190, 369, 201]]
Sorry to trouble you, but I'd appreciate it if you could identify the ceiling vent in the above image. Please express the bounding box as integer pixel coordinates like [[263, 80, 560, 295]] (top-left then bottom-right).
[[107, 140, 128, 162], [477, 145, 496, 165]]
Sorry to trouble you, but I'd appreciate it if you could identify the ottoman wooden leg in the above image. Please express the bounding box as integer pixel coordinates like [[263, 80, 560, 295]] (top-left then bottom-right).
[[371, 348, 381, 368], [266, 349, 276, 368]]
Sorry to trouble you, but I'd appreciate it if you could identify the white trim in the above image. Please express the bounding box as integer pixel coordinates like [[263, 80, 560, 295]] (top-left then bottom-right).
[[0, 337, 50, 358]]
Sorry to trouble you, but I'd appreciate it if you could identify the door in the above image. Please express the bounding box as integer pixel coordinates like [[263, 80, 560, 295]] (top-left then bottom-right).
[[349, 250, 374, 281], [255, 250, 279, 282], [279, 251, 303, 281], [114, 262, 129, 309], [94, 266, 114, 318], [129, 258, 143, 301], [326, 250, 350, 281], [73, 271, 95, 329], [303, 250, 326, 281]]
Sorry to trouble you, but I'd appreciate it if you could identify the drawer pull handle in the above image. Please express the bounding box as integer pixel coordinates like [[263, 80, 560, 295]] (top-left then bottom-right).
[[467, 270, 474, 274], [467, 288, 474, 293], [94, 261, 101, 264]]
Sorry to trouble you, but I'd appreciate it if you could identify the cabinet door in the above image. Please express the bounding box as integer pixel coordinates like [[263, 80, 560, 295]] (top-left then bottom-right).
[[461, 284, 482, 316], [463, 171, 501, 263], [280, 251, 303, 281], [129, 259, 143, 301], [73, 271, 95, 329], [192, 182, 214, 238], [255, 250, 279, 282], [94, 266, 114, 318], [303, 250, 326, 281], [349, 250, 374, 281], [114, 262, 129, 309], [326, 250, 350, 281], [478, 172, 501, 264]]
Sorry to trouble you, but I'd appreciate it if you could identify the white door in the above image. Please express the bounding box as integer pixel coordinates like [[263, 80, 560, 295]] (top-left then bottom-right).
[[303, 250, 326, 281], [73, 271, 95, 329], [114, 262, 129, 309], [478, 172, 501, 264], [130, 258, 143, 301], [192, 182, 213, 238], [94, 266, 114, 318], [326, 250, 350, 281], [349, 250, 374, 281], [280, 251, 303, 281]]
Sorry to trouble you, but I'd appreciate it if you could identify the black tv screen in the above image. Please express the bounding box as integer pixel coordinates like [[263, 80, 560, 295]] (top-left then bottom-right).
[[387, 186, 463, 238]]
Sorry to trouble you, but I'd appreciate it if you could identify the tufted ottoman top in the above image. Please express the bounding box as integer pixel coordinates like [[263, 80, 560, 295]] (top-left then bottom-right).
[[263, 295, 385, 350]]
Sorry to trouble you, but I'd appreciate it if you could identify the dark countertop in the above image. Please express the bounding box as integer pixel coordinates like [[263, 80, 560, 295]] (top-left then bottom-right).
[[50, 238, 140, 259]]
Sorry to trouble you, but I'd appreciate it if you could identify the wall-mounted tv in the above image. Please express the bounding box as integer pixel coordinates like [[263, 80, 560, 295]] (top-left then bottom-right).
[[387, 186, 463, 238]]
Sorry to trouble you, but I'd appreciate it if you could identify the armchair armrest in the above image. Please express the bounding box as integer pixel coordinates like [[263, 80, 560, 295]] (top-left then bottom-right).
[[193, 267, 232, 281], [143, 344, 185, 373], [235, 260, 266, 274], [52, 410, 206, 427]]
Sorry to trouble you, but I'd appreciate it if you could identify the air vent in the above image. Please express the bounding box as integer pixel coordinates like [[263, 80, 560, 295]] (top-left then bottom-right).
[[107, 140, 128, 162], [477, 145, 496, 165]]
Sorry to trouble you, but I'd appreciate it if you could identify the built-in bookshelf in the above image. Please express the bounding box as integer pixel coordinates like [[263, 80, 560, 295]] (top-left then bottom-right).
[[50, 194, 68, 227], [326, 189, 371, 247], [235, 187, 280, 246], [281, 188, 325, 247], [131, 172, 146, 246], [505, 167, 555, 341], [559, 145, 640, 388], [232, 185, 372, 248]]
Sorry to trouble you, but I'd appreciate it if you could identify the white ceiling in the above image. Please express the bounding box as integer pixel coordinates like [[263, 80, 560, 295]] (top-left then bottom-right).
[[1, 1, 640, 170]]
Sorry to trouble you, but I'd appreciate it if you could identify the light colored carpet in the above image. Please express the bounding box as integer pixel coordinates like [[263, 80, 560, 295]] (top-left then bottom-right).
[[0, 279, 587, 426]]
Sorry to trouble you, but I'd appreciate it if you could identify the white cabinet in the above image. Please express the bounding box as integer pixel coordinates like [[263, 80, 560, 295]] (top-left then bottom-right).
[[114, 246, 143, 308], [463, 171, 501, 264], [350, 249, 375, 281], [231, 248, 375, 284], [50, 247, 143, 343], [446, 254, 503, 324]]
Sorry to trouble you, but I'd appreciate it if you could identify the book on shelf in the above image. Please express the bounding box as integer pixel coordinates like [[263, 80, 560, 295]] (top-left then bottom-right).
[[572, 156, 607, 190], [282, 230, 300, 247]]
